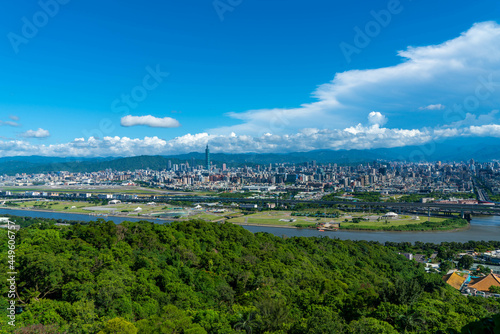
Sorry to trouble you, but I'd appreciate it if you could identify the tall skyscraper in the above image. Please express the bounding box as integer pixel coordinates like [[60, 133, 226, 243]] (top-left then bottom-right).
[[205, 145, 210, 170]]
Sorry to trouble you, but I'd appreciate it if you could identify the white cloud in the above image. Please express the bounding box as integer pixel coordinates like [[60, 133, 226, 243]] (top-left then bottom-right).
[[9, 115, 19, 121], [368, 111, 388, 126], [468, 124, 500, 137], [210, 21, 500, 135], [121, 115, 181, 128], [3, 117, 500, 157], [20, 128, 50, 138], [419, 104, 445, 110]]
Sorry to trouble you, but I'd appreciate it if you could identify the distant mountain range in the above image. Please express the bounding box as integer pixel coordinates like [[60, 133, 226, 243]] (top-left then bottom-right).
[[1, 137, 499, 175]]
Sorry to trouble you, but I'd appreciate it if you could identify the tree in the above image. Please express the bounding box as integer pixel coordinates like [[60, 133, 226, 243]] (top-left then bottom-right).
[[489, 285, 500, 294], [97, 317, 137, 334], [460, 314, 500, 334], [135, 305, 207, 334], [439, 260, 454, 274], [18, 250, 66, 300], [476, 265, 491, 275], [382, 277, 423, 306], [234, 311, 259, 334], [301, 306, 345, 333], [254, 295, 290, 332], [458, 255, 474, 270], [437, 247, 454, 261], [347, 317, 398, 334]]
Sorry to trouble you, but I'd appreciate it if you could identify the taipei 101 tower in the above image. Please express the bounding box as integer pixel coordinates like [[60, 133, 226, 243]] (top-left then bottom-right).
[[205, 144, 210, 171]]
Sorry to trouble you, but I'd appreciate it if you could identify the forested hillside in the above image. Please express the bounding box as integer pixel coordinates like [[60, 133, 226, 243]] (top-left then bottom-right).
[[0, 219, 499, 333]]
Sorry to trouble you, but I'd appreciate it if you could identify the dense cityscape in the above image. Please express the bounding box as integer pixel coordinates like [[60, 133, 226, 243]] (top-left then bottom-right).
[[2, 155, 500, 199]]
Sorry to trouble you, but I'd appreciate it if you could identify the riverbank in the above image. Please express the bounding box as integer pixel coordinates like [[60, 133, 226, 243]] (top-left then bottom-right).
[[232, 222, 299, 229], [231, 222, 471, 233], [340, 223, 471, 233], [340, 218, 470, 232], [0, 205, 471, 232], [2, 207, 500, 243], [0, 206, 311, 230], [0, 205, 173, 222]]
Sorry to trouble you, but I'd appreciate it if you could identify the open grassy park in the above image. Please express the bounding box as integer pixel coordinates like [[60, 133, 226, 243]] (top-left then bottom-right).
[[339, 215, 450, 230], [227, 211, 325, 227], [1, 198, 465, 231], [2, 200, 184, 216], [2, 199, 244, 222], [226, 210, 462, 231]]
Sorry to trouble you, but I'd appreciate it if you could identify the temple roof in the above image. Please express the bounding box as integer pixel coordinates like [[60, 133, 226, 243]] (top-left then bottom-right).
[[468, 274, 500, 292], [443, 272, 466, 290]]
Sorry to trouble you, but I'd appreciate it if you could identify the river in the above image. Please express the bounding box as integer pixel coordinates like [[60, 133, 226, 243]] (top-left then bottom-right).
[[1, 208, 500, 243], [243, 217, 500, 243], [0, 208, 166, 225]]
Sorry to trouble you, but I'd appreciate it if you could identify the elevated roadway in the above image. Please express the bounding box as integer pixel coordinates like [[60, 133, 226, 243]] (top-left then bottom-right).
[[163, 196, 500, 215]]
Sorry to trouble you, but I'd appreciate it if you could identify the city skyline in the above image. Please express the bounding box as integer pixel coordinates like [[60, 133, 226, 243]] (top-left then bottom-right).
[[1, 1, 499, 157]]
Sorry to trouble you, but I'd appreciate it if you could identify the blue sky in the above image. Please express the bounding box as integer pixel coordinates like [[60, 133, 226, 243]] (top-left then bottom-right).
[[0, 0, 499, 156]]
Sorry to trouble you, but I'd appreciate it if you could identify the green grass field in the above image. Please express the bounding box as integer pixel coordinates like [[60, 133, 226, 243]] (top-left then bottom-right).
[[339, 216, 444, 229], [187, 213, 225, 221], [9, 200, 92, 213], [226, 211, 334, 227], [5, 200, 248, 222], [5, 200, 179, 216], [225, 210, 450, 230]]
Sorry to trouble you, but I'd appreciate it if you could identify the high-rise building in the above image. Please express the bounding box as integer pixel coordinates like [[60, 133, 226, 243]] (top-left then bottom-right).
[[205, 145, 210, 170]]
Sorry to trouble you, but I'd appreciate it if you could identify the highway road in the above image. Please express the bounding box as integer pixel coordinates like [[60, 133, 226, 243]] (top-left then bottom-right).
[[163, 196, 500, 214]]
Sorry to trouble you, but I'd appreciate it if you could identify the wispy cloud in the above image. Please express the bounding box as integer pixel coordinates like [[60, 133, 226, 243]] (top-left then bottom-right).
[[419, 104, 445, 111], [0, 120, 20, 127], [445, 110, 499, 128], [121, 115, 181, 128]]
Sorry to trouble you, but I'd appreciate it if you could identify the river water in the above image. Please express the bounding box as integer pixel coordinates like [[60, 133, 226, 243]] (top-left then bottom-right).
[[0, 208, 165, 225], [1, 208, 500, 243]]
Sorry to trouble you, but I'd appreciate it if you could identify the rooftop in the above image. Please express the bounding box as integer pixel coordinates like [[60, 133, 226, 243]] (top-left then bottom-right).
[[443, 272, 466, 290], [468, 274, 500, 292]]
